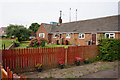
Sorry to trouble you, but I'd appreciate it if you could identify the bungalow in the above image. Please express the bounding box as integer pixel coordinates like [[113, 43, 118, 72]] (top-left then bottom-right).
[[36, 15, 120, 45]]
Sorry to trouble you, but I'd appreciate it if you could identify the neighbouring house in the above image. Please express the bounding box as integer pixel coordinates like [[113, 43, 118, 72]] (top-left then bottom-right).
[[0, 27, 7, 36], [36, 15, 120, 45]]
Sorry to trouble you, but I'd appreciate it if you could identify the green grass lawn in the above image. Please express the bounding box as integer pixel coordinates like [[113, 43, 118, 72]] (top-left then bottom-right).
[[14, 42, 71, 49], [14, 41, 30, 49], [0, 39, 16, 49], [45, 45, 70, 48], [0, 39, 71, 49]]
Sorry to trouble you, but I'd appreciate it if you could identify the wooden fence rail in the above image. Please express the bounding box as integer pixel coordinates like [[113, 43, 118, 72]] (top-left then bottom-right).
[[2, 45, 99, 73]]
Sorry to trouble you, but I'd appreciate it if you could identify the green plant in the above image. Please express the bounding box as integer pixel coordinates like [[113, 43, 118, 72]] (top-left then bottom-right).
[[15, 41, 20, 47], [98, 34, 105, 40], [85, 58, 88, 61], [5, 36, 9, 38], [16, 37, 18, 42], [96, 39, 120, 61], [35, 63, 42, 69], [84, 58, 90, 64], [6, 24, 32, 42], [58, 58, 65, 69], [1, 35, 5, 38], [39, 38, 48, 47], [28, 38, 48, 47], [75, 57, 82, 66]]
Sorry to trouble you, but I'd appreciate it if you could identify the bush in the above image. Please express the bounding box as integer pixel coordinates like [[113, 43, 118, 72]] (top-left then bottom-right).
[[96, 39, 120, 61], [1, 35, 5, 38], [5, 36, 9, 38], [15, 42, 20, 47], [28, 38, 48, 47], [39, 38, 48, 47]]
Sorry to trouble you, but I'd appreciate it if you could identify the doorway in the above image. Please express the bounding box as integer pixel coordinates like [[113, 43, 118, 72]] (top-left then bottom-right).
[[92, 34, 96, 45]]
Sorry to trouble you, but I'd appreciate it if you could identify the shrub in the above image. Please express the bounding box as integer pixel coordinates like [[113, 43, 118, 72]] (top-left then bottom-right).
[[15, 42, 20, 47], [96, 39, 120, 61], [1, 35, 5, 38], [28, 38, 48, 47], [39, 38, 48, 47]]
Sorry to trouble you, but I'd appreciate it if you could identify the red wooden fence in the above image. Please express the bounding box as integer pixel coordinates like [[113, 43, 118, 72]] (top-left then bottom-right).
[[2, 47, 65, 73], [67, 45, 99, 65], [2, 45, 99, 73], [1, 66, 27, 80]]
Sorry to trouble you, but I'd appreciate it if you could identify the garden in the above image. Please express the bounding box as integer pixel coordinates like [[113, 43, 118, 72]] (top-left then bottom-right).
[[13, 38, 70, 49], [1, 38, 120, 78], [0, 38, 70, 49]]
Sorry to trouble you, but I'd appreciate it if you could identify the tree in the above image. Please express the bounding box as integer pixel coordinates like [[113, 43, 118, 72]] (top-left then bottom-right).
[[6, 24, 32, 42], [29, 23, 40, 33]]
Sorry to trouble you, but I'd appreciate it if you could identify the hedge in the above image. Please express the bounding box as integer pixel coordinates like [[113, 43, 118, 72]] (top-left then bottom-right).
[[96, 39, 120, 61]]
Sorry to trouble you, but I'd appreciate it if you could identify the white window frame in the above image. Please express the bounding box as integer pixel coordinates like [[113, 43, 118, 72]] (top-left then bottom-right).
[[39, 33, 45, 38], [105, 33, 115, 39], [53, 33, 57, 38], [66, 33, 71, 38], [79, 33, 85, 39]]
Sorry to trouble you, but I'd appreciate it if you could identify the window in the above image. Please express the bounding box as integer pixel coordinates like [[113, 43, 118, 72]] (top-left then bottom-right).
[[66, 33, 71, 38], [79, 33, 85, 39], [39, 33, 45, 38], [53, 33, 57, 38], [105, 33, 115, 39]]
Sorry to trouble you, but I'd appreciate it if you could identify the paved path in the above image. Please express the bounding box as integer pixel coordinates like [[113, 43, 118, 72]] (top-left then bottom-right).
[[20, 61, 119, 78]]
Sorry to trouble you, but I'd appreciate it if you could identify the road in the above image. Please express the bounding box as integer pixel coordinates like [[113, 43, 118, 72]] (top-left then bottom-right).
[[81, 66, 119, 79]]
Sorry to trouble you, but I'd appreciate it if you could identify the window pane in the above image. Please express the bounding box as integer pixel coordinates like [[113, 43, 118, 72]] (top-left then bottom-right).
[[82, 34, 84, 38], [79, 33, 85, 39], [53, 33, 56, 38], [106, 34, 109, 38], [110, 34, 114, 38], [79, 34, 81, 38], [39, 33, 45, 38], [66, 33, 70, 38]]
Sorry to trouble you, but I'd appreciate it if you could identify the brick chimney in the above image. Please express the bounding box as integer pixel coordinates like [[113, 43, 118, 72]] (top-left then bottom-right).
[[59, 11, 62, 24]]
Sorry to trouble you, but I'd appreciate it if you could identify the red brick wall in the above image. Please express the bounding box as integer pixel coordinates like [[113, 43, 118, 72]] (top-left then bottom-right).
[[115, 33, 120, 39], [36, 25, 120, 45], [36, 24, 48, 39], [51, 32, 120, 45], [51, 33, 92, 45]]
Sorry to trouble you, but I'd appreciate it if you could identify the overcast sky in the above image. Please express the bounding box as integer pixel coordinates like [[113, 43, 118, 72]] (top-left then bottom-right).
[[0, 0, 119, 28]]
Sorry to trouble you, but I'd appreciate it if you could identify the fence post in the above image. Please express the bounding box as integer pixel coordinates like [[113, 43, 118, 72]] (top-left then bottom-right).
[[1, 66, 3, 79], [65, 48, 67, 65]]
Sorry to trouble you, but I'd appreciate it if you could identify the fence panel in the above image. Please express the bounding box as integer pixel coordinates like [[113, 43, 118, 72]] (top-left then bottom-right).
[[2, 47, 66, 73], [67, 45, 99, 65]]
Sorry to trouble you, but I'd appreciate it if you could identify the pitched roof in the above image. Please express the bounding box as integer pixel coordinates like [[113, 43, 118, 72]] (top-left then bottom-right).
[[42, 15, 119, 33], [42, 24, 56, 33]]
